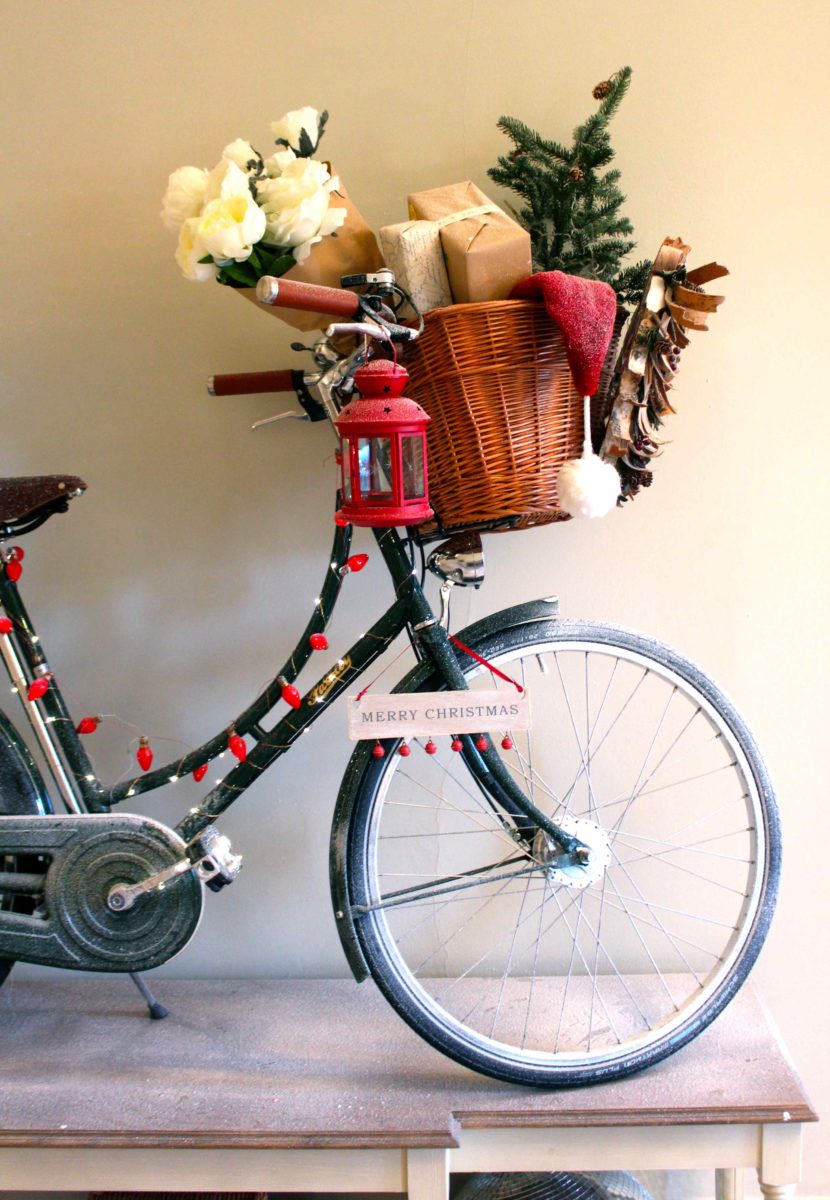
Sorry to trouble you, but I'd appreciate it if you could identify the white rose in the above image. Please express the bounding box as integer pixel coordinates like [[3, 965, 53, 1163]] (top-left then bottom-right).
[[263, 147, 297, 178], [205, 158, 253, 204], [270, 106, 322, 156], [257, 158, 345, 257], [292, 203, 347, 263], [222, 138, 260, 173], [175, 217, 216, 282], [197, 193, 266, 262], [161, 166, 209, 232]]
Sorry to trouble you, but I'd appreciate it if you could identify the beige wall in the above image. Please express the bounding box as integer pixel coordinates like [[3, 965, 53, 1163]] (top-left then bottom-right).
[[2, 0, 828, 1192]]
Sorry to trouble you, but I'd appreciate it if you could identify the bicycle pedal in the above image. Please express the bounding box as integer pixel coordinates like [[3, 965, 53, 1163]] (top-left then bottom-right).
[[189, 826, 243, 893]]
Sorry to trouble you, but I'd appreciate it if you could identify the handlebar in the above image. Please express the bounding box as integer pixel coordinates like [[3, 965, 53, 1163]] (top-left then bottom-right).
[[255, 276, 360, 318], [208, 370, 296, 397]]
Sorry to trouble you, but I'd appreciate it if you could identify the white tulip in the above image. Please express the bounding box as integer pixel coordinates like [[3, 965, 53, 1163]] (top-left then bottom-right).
[[161, 166, 209, 232], [175, 217, 216, 282], [197, 193, 266, 263], [270, 106, 322, 156], [221, 138, 260, 173]]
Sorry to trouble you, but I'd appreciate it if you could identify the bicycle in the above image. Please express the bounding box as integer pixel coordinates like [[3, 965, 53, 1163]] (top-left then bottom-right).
[[0, 271, 780, 1088]]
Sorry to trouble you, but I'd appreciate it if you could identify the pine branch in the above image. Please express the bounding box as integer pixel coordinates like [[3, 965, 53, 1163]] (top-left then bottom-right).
[[488, 66, 639, 301]]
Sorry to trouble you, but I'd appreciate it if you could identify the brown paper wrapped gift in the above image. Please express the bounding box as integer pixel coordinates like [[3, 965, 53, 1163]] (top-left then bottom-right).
[[407, 180, 532, 304], [240, 172, 383, 332]]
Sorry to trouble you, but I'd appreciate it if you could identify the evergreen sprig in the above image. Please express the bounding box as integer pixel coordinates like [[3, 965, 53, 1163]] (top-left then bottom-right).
[[488, 67, 650, 303]]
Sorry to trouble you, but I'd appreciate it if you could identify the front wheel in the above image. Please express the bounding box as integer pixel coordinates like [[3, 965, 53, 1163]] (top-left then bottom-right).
[[345, 619, 780, 1086]]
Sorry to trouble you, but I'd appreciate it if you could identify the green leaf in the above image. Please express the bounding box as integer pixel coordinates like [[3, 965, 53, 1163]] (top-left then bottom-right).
[[217, 260, 259, 287], [265, 252, 295, 276], [297, 128, 316, 158]]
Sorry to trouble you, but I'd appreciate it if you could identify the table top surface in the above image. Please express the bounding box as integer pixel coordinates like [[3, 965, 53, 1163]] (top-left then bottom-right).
[[0, 977, 816, 1149]]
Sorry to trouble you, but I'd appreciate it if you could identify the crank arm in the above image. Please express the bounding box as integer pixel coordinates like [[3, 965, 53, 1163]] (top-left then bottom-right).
[[108, 826, 244, 909], [107, 858, 194, 911]]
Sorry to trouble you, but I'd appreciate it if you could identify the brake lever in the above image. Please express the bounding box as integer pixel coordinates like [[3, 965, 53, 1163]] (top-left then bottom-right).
[[251, 411, 311, 431]]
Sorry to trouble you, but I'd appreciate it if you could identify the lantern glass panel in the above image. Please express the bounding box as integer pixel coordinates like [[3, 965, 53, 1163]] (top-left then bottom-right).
[[401, 436, 426, 499], [340, 438, 352, 501], [357, 436, 393, 500]]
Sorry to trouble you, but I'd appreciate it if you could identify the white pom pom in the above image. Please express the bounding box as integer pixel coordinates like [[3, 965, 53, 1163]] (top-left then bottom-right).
[[556, 396, 620, 518], [557, 454, 620, 518]]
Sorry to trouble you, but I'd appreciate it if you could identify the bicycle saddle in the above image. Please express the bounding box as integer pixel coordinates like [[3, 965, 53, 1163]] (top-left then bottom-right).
[[0, 475, 86, 530]]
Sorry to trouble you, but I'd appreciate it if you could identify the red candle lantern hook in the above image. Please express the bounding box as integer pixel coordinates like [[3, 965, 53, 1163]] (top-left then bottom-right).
[[334, 359, 433, 528]]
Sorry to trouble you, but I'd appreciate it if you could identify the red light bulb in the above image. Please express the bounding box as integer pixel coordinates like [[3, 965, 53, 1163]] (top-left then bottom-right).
[[309, 633, 329, 651], [398, 743, 411, 757], [475, 735, 488, 752], [26, 676, 50, 701], [346, 553, 369, 573], [281, 683, 302, 709], [451, 737, 463, 752], [5, 561, 22, 583], [136, 738, 153, 772], [372, 742, 385, 759], [76, 716, 100, 735], [425, 739, 438, 755], [0, 618, 12, 635], [228, 732, 247, 762], [501, 735, 514, 750], [193, 763, 208, 783]]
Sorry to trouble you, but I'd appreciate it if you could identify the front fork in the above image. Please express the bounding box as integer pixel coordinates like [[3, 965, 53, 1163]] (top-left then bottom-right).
[[374, 528, 588, 863]]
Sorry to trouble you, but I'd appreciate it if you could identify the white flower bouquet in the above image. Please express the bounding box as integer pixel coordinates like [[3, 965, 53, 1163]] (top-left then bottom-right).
[[161, 106, 349, 289]]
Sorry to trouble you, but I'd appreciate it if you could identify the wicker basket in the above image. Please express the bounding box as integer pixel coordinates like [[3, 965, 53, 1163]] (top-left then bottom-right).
[[402, 300, 583, 538]]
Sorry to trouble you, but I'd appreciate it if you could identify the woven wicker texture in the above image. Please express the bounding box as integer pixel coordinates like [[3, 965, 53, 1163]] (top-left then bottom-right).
[[403, 300, 583, 534]]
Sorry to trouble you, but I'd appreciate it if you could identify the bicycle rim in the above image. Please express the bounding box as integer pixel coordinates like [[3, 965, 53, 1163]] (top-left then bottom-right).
[[348, 619, 779, 1085]]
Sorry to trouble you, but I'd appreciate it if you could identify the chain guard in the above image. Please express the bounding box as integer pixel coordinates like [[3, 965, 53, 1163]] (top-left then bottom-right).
[[0, 814, 202, 972]]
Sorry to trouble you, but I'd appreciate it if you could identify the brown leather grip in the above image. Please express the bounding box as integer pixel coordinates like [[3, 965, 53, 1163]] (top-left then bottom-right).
[[209, 370, 295, 397], [257, 276, 360, 317]]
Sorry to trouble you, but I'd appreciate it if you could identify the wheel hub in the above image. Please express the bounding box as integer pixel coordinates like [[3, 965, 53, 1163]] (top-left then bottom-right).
[[533, 816, 611, 889]]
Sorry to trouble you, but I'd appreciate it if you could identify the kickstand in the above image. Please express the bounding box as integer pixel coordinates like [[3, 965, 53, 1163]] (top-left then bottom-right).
[[129, 971, 169, 1020]]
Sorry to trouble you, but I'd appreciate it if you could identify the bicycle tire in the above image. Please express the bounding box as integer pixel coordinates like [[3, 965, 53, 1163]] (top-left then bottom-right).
[[345, 618, 780, 1086], [0, 718, 53, 988]]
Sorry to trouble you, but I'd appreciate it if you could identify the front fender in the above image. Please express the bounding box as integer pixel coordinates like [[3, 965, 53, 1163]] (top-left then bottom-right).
[[0, 709, 52, 816], [329, 595, 559, 982]]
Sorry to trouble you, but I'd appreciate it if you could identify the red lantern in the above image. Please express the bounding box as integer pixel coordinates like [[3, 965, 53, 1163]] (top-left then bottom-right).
[[193, 763, 208, 783], [335, 360, 433, 528], [309, 633, 328, 651], [0, 618, 12, 635]]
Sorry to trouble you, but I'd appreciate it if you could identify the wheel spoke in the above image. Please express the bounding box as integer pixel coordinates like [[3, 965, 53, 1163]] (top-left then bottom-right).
[[352, 623, 775, 1084]]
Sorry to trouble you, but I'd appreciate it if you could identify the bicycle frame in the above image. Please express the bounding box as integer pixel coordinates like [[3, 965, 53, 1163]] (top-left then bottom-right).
[[0, 516, 579, 853]]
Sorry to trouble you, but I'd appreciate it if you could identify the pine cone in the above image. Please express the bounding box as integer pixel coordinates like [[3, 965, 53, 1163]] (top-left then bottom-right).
[[592, 80, 612, 99], [640, 471, 654, 487], [569, 165, 584, 182]]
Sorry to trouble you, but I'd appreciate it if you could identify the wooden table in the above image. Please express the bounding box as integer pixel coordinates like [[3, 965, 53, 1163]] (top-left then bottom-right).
[[0, 978, 816, 1200]]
